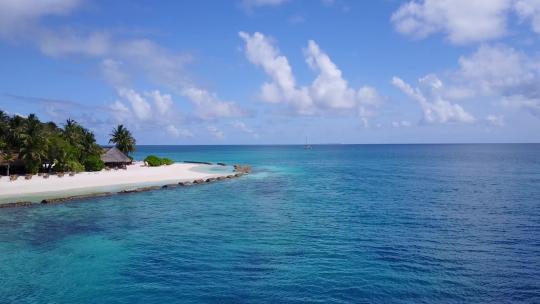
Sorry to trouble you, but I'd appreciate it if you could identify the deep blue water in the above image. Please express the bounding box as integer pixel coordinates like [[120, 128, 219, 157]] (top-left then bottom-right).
[[1, 144, 539, 303]]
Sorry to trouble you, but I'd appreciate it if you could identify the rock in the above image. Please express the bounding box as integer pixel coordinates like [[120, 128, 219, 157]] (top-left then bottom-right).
[[41, 198, 66, 204], [206, 177, 217, 182], [120, 189, 138, 194], [178, 181, 192, 186], [41, 192, 114, 204], [217, 176, 226, 180], [193, 179, 205, 184], [0, 201, 32, 208], [217, 162, 226, 166], [233, 164, 252, 174], [162, 184, 178, 189], [184, 161, 213, 165], [120, 186, 161, 194]]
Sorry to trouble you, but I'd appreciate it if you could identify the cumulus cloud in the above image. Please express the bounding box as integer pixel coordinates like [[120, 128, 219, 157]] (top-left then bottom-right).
[[109, 87, 193, 138], [182, 88, 247, 120], [453, 45, 540, 118], [207, 126, 225, 140], [455, 44, 538, 96], [392, 76, 475, 124], [117, 88, 152, 121], [391, 0, 511, 44], [391, 0, 540, 44], [393, 43, 540, 122], [166, 124, 193, 138], [514, 0, 540, 34], [239, 31, 382, 120], [0, 1, 246, 125], [147, 90, 173, 116]]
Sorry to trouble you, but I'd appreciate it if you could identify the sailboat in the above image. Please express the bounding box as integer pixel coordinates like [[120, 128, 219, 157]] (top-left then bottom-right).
[[304, 136, 312, 149]]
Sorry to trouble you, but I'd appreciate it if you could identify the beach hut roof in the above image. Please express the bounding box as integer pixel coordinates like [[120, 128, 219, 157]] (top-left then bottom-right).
[[101, 147, 131, 163]]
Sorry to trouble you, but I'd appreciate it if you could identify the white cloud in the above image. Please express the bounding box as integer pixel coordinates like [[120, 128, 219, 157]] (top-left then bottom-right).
[[239, 31, 382, 120], [182, 87, 247, 120], [110, 100, 131, 122], [453, 45, 540, 118], [207, 126, 225, 140], [109, 87, 198, 137], [456, 44, 538, 96], [117, 88, 152, 121], [501, 95, 540, 118], [514, 0, 540, 34], [166, 124, 193, 138], [147, 90, 173, 116], [392, 76, 475, 124], [0, 1, 246, 124], [0, 0, 81, 38], [391, 0, 512, 44], [391, 0, 540, 44], [231, 120, 259, 138], [393, 44, 540, 122], [239, 31, 312, 112]]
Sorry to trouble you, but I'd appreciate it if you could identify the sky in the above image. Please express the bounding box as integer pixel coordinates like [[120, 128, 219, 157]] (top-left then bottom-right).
[[0, 0, 539, 145]]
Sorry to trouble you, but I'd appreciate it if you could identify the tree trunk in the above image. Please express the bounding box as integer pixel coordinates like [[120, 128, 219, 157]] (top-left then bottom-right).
[[7, 164, 10, 176]]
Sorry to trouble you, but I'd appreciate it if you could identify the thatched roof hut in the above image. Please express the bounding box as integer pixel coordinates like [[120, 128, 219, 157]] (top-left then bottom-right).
[[101, 147, 131, 166]]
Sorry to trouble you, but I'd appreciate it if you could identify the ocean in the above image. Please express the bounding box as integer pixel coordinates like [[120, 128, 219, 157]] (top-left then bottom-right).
[[1, 144, 539, 303]]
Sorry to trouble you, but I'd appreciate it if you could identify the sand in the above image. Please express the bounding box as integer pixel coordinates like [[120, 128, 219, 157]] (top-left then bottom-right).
[[0, 162, 232, 204]]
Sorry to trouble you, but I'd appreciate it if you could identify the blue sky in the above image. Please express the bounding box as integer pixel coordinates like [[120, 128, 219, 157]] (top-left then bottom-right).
[[0, 0, 539, 144]]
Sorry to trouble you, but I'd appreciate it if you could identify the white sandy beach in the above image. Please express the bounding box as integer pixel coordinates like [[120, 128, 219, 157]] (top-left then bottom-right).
[[0, 162, 232, 203]]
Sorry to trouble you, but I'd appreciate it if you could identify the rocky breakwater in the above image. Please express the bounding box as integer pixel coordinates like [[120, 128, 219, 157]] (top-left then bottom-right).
[[1, 163, 252, 208]]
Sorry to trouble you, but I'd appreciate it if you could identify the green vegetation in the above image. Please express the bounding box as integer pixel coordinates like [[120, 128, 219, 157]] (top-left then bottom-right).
[[109, 124, 136, 155], [84, 155, 106, 172], [162, 158, 174, 165], [0, 111, 105, 175], [144, 155, 174, 167]]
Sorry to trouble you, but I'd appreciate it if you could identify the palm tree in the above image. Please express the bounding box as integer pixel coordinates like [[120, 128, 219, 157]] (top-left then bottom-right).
[[0, 110, 9, 140], [19, 114, 47, 174], [1, 151, 16, 176], [109, 124, 136, 155]]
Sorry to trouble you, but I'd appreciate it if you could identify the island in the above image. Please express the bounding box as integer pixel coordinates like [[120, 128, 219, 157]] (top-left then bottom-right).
[[0, 111, 249, 207]]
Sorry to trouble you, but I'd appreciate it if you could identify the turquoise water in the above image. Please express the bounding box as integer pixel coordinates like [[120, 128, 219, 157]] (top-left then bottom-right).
[[1, 144, 539, 303]]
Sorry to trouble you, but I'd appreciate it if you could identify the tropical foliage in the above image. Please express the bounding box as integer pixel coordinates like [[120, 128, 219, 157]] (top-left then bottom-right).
[[144, 155, 174, 167], [109, 124, 136, 156], [0, 111, 105, 175]]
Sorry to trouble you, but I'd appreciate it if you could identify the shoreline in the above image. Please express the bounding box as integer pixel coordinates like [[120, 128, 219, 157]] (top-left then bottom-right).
[[0, 162, 247, 208]]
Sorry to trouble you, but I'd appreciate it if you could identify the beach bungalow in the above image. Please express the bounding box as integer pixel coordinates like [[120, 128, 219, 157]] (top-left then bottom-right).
[[101, 147, 132, 168]]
